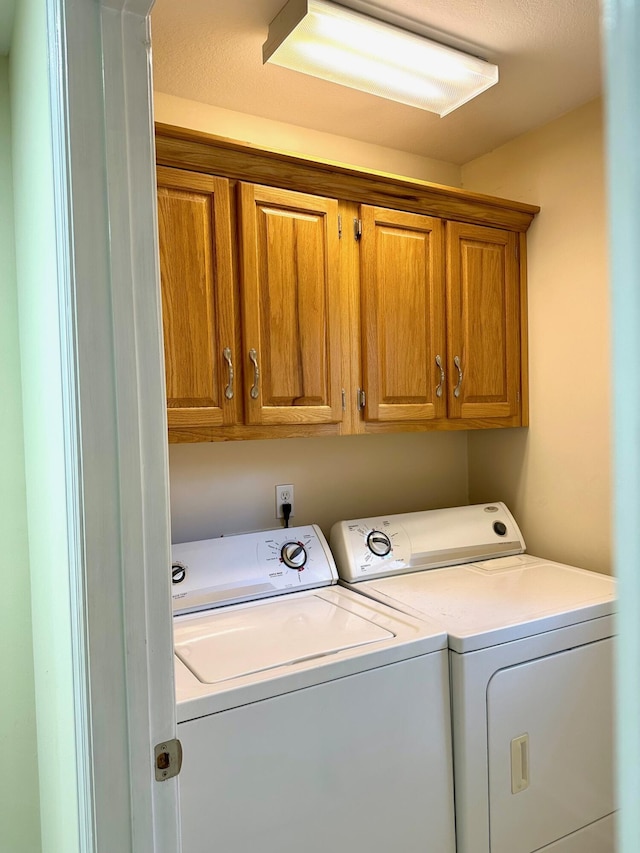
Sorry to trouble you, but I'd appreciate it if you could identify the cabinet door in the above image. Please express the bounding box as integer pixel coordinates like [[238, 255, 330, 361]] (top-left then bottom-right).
[[238, 184, 342, 425], [360, 206, 446, 422], [446, 222, 520, 420], [157, 167, 239, 428]]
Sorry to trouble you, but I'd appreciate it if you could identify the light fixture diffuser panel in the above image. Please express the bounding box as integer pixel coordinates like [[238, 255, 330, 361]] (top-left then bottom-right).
[[263, 0, 499, 116]]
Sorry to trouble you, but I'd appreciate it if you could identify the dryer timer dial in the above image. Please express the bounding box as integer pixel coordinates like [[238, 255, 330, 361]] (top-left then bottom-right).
[[366, 530, 392, 557]]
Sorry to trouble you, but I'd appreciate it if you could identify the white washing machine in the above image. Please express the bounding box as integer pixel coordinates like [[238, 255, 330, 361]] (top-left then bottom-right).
[[331, 503, 616, 853], [171, 524, 456, 853]]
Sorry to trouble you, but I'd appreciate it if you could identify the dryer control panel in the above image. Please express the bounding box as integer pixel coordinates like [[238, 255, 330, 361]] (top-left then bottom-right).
[[171, 525, 338, 615], [330, 503, 525, 583]]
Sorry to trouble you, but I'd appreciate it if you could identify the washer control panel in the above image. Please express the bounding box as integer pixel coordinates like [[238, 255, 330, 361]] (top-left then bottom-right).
[[172, 524, 337, 615], [330, 503, 525, 583]]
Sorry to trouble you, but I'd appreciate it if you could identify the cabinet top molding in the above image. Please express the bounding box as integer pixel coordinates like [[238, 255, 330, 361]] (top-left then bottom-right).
[[155, 123, 540, 233]]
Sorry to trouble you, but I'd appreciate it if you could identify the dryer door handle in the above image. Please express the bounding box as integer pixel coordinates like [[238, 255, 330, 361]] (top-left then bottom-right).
[[511, 733, 530, 794]]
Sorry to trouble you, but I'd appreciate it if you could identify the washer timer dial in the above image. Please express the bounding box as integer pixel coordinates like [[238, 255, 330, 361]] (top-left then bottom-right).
[[280, 541, 308, 571], [366, 530, 392, 557]]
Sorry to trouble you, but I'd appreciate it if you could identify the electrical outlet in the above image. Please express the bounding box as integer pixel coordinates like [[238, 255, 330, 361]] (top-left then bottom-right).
[[275, 484, 295, 518]]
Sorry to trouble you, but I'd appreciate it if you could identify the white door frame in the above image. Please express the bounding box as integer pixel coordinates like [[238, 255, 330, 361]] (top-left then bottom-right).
[[47, 0, 179, 850], [602, 1, 640, 849]]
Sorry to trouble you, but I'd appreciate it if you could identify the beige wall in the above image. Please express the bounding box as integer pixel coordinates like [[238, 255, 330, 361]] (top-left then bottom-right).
[[462, 100, 611, 573], [158, 91, 470, 544], [169, 433, 468, 543], [156, 93, 611, 572], [154, 92, 462, 186]]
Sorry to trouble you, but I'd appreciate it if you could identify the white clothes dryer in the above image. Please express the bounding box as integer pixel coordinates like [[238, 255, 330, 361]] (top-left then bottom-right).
[[171, 524, 456, 853], [331, 503, 616, 853]]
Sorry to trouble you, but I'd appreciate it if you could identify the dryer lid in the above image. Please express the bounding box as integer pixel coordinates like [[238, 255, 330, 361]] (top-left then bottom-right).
[[174, 593, 394, 683], [360, 554, 615, 652]]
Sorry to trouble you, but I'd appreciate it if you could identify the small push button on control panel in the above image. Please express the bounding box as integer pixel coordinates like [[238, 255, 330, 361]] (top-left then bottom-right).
[[493, 521, 507, 536]]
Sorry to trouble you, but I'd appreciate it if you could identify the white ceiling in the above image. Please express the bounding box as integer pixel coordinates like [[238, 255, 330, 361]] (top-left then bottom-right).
[[150, 0, 602, 165]]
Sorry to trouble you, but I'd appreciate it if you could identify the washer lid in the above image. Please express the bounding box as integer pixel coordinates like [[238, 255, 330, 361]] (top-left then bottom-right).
[[174, 594, 394, 683], [358, 555, 616, 652]]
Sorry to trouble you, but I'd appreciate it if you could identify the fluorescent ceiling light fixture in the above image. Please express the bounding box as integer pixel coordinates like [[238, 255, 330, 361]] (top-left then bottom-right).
[[263, 0, 499, 117]]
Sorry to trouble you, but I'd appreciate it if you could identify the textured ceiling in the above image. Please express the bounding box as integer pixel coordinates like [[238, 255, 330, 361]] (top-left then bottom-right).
[[151, 0, 602, 165]]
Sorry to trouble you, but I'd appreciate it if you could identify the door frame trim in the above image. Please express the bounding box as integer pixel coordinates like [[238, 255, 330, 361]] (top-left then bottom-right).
[[47, 0, 179, 849]]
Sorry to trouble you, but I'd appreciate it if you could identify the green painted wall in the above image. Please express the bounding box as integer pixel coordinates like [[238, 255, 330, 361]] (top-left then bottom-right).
[[0, 53, 41, 853], [10, 0, 79, 849]]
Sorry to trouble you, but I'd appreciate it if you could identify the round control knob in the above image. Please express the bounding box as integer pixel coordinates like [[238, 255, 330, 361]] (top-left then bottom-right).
[[281, 541, 308, 571], [367, 530, 392, 557], [171, 562, 187, 584], [493, 521, 507, 536]]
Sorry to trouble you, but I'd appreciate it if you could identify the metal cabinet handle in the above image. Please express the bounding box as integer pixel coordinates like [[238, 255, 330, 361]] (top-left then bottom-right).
[[249, 348, 260, 399], [454, 355, 463, 398], [223, 347, 234, 400], [435, 355, 445, 398]]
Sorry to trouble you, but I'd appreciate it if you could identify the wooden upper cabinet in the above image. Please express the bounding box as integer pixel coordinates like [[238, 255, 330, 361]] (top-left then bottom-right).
[[238, 183, 343, 425], [155, 127, 536, 441], [360, 206, 446, 422], [157, 167, 239, 428], [446, 222, 521, 420]]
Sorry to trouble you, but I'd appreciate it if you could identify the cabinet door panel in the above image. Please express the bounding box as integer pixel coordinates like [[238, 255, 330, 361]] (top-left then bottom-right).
[[157, 167, 238, 427], [360, 207, 446, 422], [240, 184, 342, 425], [446, 223, 520, 420]]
